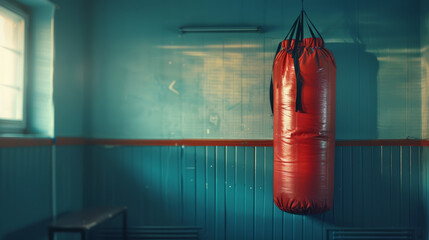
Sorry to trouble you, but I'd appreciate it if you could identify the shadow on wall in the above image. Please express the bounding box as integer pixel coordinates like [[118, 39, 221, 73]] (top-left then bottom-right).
[[83, 146, 275, 239], [2, 218, 51, 240], [312, 146, 426, 239], [83, 146, 185, 226], [327, 42, 379, 139]]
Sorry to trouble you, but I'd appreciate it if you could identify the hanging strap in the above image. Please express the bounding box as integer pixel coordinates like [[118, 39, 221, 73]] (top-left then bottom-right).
[[303, 11, 325, 47], [269, 42, 283, 113], [270, 9, 325, 113], [292, 11, 304, 112], [270, 13, 300, 113]]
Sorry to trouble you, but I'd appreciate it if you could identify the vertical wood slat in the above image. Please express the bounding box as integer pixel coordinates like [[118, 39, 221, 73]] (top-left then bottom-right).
[[216, 146, 226, 240], [381, 146, 392, 227], [263, 147, 274, 240], [235, 147, 245, 240], [225, 146, 236, 240], [391, 146, 401, 227], [304, 215, 313, 240], [352, 146, 363, 226], [182, 146, 197, 225], [293, 214, 303, 240], [361, 146, 372, 228], [402, 146, 411, 226], [423, 146, 428, 239], [55, 146, 84, 214], [331, 147, 343, 227], [244, 147, 255, 240], [195, 146, 206, 235], [372, 146, 383, 226], [205, 146, 216, 239], [409, 146, 420, 227], [254, 147, 265, 240], [343, 146, 353, 226]]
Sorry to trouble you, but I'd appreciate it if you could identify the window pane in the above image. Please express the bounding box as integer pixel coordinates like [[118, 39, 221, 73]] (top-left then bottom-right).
[[0, 8, 23, 50], [0, 48, 20, 86], [0, 5, 25, 123], [0, 86, 23, 120]]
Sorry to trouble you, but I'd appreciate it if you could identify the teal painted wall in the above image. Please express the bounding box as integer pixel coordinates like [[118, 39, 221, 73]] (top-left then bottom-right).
[[11, 0, 89, 138], [422, 0, 429, 140], [420, 1, 429, 238], [86, 0, 421, 140], [52, 0, 90, 137], [8, 0, 422, 139], [84, 145, 427, 239], [23, 2, 55, 136]]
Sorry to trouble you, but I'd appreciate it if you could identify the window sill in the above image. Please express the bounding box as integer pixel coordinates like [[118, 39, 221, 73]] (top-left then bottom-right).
[[0, 134, 53, 147]]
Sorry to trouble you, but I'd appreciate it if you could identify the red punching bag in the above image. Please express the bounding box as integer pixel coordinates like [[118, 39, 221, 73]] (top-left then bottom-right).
[[272, 10, 336, 214]]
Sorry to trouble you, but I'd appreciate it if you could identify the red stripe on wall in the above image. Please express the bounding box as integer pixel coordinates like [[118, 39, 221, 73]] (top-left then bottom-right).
[[59, 138, 429, 147], [1, 137, 429, 147], [0, 137, 53, 147], [335, 139, 429, 146], [55, 137, 88, 145], [86, 139, 274, 147]]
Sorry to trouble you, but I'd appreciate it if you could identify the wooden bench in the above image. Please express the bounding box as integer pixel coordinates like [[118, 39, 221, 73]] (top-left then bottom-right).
[[49, 206, 127, 240]]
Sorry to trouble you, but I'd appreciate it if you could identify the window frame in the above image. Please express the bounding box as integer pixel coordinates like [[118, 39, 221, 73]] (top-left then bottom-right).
[[0, 0, 29, 133]]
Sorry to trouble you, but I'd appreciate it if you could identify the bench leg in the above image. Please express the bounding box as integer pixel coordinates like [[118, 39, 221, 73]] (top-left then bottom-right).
[[123, 211, 127, 240], [81, 230, 86, 240], [49, 229, 54, 240]]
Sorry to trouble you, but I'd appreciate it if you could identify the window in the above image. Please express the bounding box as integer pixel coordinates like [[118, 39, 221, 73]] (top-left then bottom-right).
[[0, 1, 27, 132]]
